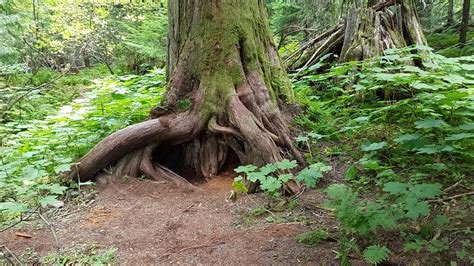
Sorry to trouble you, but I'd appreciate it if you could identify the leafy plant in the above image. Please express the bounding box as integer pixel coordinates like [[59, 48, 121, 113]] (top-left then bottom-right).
[[363, 244, 391, 265], [41, 243, 120, 265], [296, 229, 330, 246], [0, 69, 166, 223], [383, 182, 443, 220], [233, 160, 331, 196]]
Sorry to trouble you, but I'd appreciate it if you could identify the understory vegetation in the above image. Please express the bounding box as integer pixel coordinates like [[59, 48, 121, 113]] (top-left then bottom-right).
[[231, 47, 474, 265], [1, 0, 473, 264]]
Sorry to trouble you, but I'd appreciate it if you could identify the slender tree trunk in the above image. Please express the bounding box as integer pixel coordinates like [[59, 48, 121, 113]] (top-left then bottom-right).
[[460, 0, 471, 45], [68, 0, 304, 194], [447, 0, 454, 27]]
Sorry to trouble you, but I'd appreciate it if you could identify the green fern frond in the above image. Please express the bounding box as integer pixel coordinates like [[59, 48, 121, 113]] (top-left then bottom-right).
[[363, 244, 390, 265]]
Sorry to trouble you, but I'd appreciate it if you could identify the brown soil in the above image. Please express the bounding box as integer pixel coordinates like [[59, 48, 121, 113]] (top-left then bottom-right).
[[1, 175, 343, 265]]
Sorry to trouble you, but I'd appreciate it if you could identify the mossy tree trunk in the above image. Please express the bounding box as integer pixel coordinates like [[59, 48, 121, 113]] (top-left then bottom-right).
[[286, 0, 432, 70], [340, 0, 429, 63], [67, 0, 304, 193]]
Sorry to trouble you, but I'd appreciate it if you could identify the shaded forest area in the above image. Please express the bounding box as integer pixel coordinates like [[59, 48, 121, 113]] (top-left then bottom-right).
[[1, 0, 473, 265]]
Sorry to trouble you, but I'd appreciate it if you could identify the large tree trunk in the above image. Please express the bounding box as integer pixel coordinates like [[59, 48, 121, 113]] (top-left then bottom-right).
[[67, 0, 304, 194], [460, 0, 471, 45], [285, 0, 432, 70]]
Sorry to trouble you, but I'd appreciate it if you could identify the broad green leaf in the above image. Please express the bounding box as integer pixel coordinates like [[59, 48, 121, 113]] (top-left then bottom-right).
[[310, 162, 332, 173], [54, 164, 71, 174], [259, 164, 278, 175], [459, 122, 474, 130], [39, 196, 62, 207], [361, 142, 387, 152], [416, 145, 440, 154], [275, 159, 298, 170], [410, 183, 442, 199], [234, 165, 258, 174], [434, 215, 449, 227], [360, 159, 381, 170], [260, 176, 282, 193], [415, 118, 448, 129], [445, 133, 474, 141], [0, 202, 28, 213], [246, 172, 264, 182], [394, 134, 422, 143], [405, 201, 430, 220], [296, 167, 322, 188], [278, 174, 293, 183], [46, 184, 68, 195], [383, 182, 409, 195]]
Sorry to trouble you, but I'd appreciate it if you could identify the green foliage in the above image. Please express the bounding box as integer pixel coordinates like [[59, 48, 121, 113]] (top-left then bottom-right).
[[0, 64, 114, 124], [294, 47, 474, 187], [325, 181, 443, 237], [41, 243, 120, 265], [233, 160, 331, 196], [114, 5, 168, 72], [325, 184, 397, 236], [363, 244, 391, 265], [0, 69, 166, 223], [176, 99, 192, 112], [296, 229, 330, 246], [1, 1, 168, 73], [383, 182, 442, 220]]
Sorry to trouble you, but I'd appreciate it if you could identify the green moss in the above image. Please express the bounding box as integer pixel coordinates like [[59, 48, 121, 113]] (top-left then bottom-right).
[[176, 99, 192, 112], [199, 71, 235, 122], [180, 0, 293, 122]]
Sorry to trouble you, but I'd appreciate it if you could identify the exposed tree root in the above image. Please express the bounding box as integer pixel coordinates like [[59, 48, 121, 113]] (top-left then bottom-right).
[[67, 75, 304, 194], [67, 0, 305, 195]]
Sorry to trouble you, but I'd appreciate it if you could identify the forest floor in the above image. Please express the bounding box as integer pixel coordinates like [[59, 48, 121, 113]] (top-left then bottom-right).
[[0, 173, 348, 265]]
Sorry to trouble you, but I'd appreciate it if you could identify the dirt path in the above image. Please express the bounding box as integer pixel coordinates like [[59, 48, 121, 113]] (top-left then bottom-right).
[[1, 176, 341, 264]]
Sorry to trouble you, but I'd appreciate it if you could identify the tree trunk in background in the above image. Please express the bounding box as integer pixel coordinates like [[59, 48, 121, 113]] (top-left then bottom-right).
[[68, 0, 304, 194], [460, 0, 471, 45], [341, 0, 429, 62], [447, 0, 454, 27], [285, 0, 432, 70]]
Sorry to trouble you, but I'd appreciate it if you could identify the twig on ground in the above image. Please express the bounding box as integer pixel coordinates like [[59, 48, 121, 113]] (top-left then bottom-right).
[[1, 245, 22, 265], [182, 204, 195, 212], [443, 181, 462, 193], [428, 191, 474, 203], [158, 241, 226, 259], [38, 213, 61, 261]]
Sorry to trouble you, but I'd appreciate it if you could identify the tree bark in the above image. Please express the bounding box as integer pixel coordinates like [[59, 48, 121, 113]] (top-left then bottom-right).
[[68, 0, 304, 194], [285, 0, 432, 69], [460, 0, 471, 45]]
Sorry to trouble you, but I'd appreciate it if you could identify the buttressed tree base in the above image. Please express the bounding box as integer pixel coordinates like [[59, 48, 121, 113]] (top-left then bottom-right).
[[67, 0, 304, 193]]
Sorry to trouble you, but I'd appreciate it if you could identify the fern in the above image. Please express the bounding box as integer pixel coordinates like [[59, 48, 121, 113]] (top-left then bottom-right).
[[363, 245, 390, 265]]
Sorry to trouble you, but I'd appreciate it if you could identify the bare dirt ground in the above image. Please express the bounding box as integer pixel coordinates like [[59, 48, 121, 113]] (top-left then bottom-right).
[[0, 174, 345, 265]]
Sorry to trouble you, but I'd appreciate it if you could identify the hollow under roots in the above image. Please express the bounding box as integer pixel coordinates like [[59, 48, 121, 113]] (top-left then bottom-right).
[[67, 70, 305, 194]]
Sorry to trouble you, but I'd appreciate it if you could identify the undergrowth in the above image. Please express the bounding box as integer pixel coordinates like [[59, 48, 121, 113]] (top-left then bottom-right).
[[0, 69, 165, 225], [291, 46, 474, 265]]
